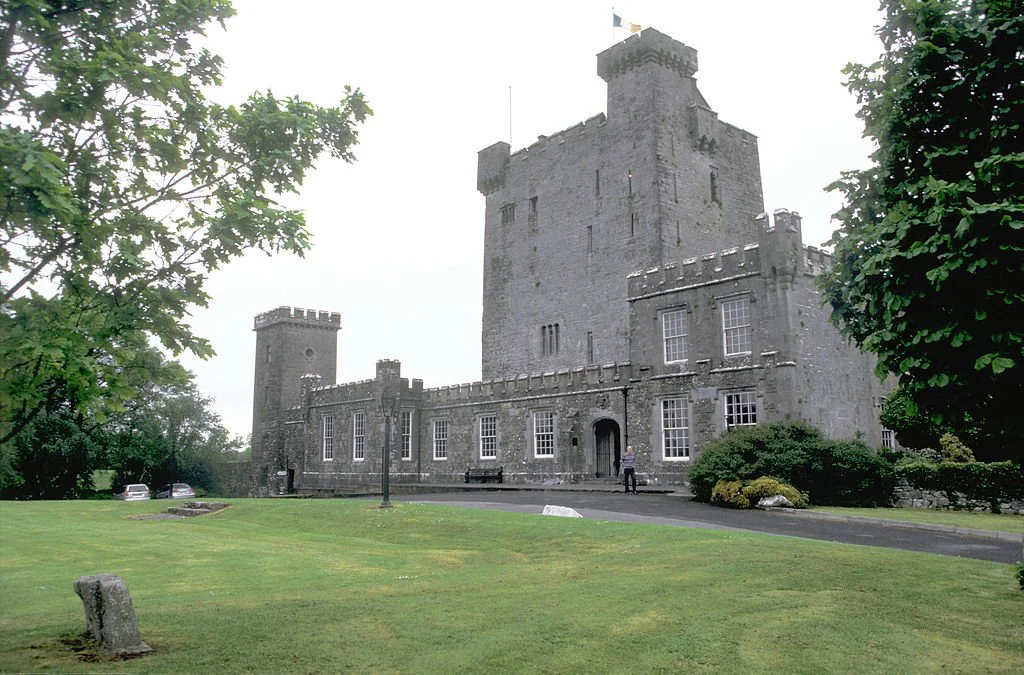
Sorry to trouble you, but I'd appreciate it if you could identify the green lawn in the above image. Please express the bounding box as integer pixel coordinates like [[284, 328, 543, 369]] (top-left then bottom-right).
[[813, 506, 1024, 534], [1, 499, 1021, 674]]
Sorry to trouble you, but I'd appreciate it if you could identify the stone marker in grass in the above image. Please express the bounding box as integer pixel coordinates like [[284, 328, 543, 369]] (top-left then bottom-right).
[[73, 574, 152, 657]]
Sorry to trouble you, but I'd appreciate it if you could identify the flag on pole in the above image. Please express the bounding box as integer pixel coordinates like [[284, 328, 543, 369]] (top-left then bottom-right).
[[612, 13, 641, 33]]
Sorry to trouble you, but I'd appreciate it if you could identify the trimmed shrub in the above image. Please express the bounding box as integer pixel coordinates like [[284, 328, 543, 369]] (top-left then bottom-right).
[[742, 476, 808, 508], [690, 421, 895, 506], [938, 433, 975, 463], [711, 480, 749, 509], [896, 460, 1023, 510]]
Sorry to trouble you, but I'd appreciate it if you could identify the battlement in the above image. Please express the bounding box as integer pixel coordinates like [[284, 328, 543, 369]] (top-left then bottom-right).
[[508, 113, 607, 163], [254, 306, 341, 330], [597, 28, 698, 82], [804, 246, 833, 275], [423, 362, 632, 404], [627, 244, 762, 299]]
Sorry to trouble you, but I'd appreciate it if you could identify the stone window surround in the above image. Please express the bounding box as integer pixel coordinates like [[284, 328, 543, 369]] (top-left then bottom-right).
[[352, 411, 365, 461], [478, 413, 499, 459], [533, 410, 556, 458], [322, 415, 334, 461], [724, 390, 758, 428], [400, 409, 413, 461], [433, 419, 449, 460], [720, 294, 753, 357], [661, 397, 690, 461], [661, 307, 688, 364]]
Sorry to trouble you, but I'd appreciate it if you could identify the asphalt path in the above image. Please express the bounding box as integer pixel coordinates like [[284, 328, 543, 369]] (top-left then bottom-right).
[[398, 491, 1023, 564]]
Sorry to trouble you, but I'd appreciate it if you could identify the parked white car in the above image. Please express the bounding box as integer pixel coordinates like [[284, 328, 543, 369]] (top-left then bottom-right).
[[116, 484, 150, 501], [154, 483, 196, 499]]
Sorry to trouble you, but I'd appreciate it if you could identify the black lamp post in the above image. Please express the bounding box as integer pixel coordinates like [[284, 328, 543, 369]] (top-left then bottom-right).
[[377, 360, 400, 509], [379, 393, 395, 508]]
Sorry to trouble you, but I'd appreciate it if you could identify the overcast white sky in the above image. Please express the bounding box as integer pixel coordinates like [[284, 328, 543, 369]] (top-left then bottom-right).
[[182, 0, 886, 440]]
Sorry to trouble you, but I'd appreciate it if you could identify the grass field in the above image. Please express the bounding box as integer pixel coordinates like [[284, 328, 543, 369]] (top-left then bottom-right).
[[813, 506, 1024, 534], [1, 499, 1021, 673]]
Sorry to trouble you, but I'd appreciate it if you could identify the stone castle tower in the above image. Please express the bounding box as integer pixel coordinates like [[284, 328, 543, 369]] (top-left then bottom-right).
[[251, 307, 341, 482], [477, 29, 765, 379]]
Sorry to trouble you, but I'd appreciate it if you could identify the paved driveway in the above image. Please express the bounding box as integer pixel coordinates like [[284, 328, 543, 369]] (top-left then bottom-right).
[[398, 491, 1023, 564]]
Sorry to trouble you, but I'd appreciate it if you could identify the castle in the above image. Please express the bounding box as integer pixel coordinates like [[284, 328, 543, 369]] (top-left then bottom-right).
[[249, 29, 892, 494]]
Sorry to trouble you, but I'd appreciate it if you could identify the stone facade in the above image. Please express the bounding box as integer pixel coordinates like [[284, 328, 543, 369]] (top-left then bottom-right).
[[249, 28, 893, 495]]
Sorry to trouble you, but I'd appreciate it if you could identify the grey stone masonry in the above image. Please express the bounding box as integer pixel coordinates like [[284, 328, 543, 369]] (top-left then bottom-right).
[[251, 27, 894, 494], [478, 28, 763, 381], [73, 574, 152, 656]]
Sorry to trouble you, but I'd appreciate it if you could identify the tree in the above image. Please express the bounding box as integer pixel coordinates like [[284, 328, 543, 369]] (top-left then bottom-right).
[[103, 346, 242, 492], [821, 0, 1023, 460], [1, 402, 101, 499], [0, 1, 370, 445]]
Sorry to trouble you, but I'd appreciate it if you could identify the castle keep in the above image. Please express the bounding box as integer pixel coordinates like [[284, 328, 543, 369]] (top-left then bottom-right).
[[250, 29, 892, 494]]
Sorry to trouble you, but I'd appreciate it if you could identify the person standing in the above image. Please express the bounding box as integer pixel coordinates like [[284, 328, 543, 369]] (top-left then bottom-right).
[[621, 445, 637, 494]]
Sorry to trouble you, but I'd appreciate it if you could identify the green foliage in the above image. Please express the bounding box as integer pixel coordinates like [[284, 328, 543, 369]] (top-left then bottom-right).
[[820, 0, 1024, 462], [711, 480, 750, 508], [0, 0, 370, 445], [0, 406, 100, 499], [938, 433, 975, 463], [896, 459, 1023, 509], [103, 347, 243, 492], [742, 476, 808, 508], [1016, 562, 1024, 590], [711, 477, 808, 509], [690, 422, 895, 506]]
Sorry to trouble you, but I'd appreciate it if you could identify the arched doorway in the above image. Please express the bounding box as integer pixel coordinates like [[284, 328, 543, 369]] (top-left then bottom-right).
[[593, 419, 621, 477]]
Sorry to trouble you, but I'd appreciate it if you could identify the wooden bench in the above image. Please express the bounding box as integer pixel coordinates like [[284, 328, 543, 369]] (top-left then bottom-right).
[[465, 466, 503, 484]]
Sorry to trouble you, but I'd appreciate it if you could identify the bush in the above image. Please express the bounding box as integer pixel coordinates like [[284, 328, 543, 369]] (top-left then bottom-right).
[[939, 433, 975, 463], [896, 460, 1023, 510], [742, 477, 808, 508], [711, 480, 749, 509], [690, 421, 895, 506], [710, 477, 808, 509]]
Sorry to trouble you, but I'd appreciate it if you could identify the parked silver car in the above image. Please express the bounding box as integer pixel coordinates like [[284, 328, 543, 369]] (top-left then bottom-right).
[[116, 484, 150, 501], [154, 483, 196, 499]]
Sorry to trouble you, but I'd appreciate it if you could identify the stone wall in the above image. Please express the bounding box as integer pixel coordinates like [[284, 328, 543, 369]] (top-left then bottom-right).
[[478, 29, 764, 380], [893, 479, 1024, 515]]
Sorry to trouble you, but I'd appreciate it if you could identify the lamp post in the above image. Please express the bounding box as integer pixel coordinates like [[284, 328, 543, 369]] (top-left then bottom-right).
[[379, 393, 395, 508], [377, 359, 400, 509]]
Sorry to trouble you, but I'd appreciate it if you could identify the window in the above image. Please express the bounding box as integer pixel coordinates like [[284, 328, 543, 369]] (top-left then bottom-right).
[[529, 196, 538, 217], [662, 310, 687, 364], [725, 391, 758, 428], [352, 412, 365, 460], [587, 331, 594, 364], [881, 428, 894, 450], [479, 415, 498, 459], [541, 323, 560, 357], [534, 411, 555, 458], [662, 398, 690, 460], [322, 415, 334, 461], [630, 212, 636, 237], [587, 225, 593, 254], [710, 167, 720, 204], [433, 420, 448, 460], [265, 345, 272, 363], [400, 410, 412, 460], [722, 297, 752, 356], [500, 203, 516, 225], [595, 169, 600, 196]]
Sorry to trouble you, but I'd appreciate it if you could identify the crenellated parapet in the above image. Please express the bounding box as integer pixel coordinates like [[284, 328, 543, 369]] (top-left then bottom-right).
[[627, 244, 761, 299], [253, 306, 341, 331], [597, 28, 698, 82], [422, 362, 632, 404], [507, 113, 608, 164], [477, 141, 510, 195]]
